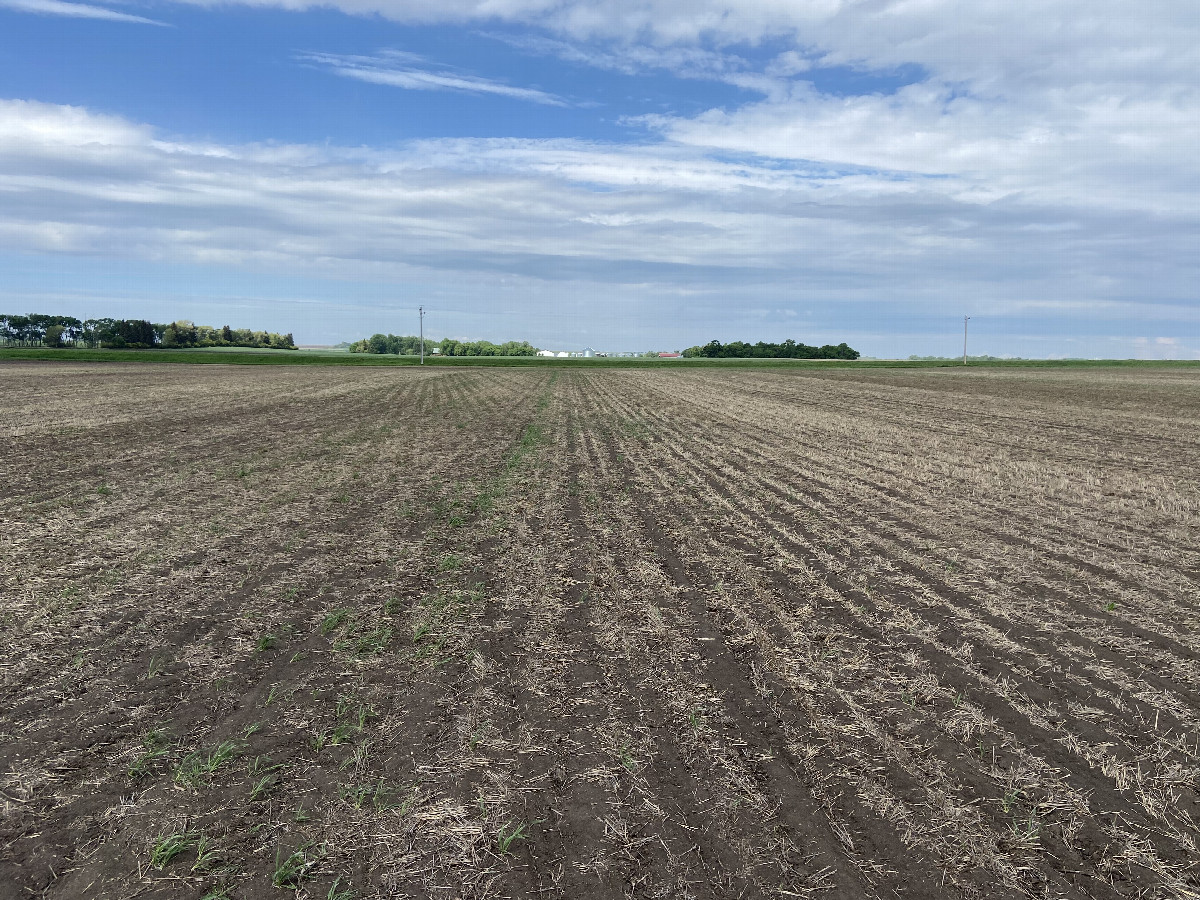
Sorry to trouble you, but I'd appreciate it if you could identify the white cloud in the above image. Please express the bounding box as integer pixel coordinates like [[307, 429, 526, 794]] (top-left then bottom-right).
[[1, 95, 1197, 334], [484, 32, 758, 80], [148, 1, 1200, 235], [4, 1, 1196, 353], [298, 50, 567, 105], [0, 0, 166, 23], [0, 98, 152, 147]]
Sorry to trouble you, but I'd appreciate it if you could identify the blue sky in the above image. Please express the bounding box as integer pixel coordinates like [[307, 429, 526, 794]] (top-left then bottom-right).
[[1, 0, 1197, 356]]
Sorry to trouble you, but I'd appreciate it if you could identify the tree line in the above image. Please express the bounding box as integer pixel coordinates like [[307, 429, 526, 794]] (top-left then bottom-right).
[[349, 334, 537, 357], [0, 313, 295, 350], [682, 339, 860, 360]]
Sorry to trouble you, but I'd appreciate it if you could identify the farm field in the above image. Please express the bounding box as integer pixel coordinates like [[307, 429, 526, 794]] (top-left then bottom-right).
[[1, 361, 1199, 900]]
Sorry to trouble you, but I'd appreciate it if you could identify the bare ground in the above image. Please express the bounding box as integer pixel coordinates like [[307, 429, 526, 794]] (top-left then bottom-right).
[[1, 361, 1198, 900]]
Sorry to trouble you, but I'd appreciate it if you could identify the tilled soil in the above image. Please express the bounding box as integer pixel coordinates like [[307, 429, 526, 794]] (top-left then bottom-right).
[[1, 360, 1198, 900]]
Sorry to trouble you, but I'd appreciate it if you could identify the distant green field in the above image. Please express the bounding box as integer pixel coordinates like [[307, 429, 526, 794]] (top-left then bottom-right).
[[2, 347, 1197, 369], [170, 345, 349, 355]]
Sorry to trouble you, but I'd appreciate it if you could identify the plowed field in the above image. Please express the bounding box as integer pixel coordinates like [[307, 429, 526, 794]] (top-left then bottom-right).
[[2, 361, 1198, 900]]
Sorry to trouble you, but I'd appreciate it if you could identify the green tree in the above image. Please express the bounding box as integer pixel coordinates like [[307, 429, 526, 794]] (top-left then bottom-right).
[[161, 320, 198, 348]]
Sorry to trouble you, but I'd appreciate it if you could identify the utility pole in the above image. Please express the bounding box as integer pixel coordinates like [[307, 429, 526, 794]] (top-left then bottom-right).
[[419, 306, 424, 365], [963, 316, 970, 366]]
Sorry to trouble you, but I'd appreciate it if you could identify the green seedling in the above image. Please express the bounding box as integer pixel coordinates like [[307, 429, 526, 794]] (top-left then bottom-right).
[[1008, 811, 1041, 846], [467, 726, 488, 752], [311, 723, 356, 752], [437, 553, 461, 572], [248, 753, 286, 778], [495, 821, 529, 855], [335, 624, 393, 657], [256, 633, 277, 652], [145, 656, 165, 679], [96, 484, 112, 496], [174, 740, 242, 789], [1001, 788, 1022, 813], [339, 739, 372, 772], [614, 742, 637, 772], [200, 887, 232, 900], [272, 846, 317, 889], [383, 597, 403, 616], [327, 876, 355, 900], [129, 729, 172, 779], [320, 608, 351, 635], [339, 778, 396, 810], [149, 830, 198, 869], [243, 722, 262, 738], [248, 755, 286, 800], [192, 834, 222, 872], [250, 772, 277, 801], [336, 697, 373, 729]]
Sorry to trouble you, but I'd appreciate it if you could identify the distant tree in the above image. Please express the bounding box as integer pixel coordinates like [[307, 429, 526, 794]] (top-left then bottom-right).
[[120, 320, 159, 348], [13, 315, 37, 345], [680, 337, 858, 360], [25, 314, 55, 344], [4, 313, 296, 350], [341, 333, 540, 356], [0, 315, 30, 345], [88, 319, 159, 348], [497, 340, 536, 356], [81, 318, 112, 348]]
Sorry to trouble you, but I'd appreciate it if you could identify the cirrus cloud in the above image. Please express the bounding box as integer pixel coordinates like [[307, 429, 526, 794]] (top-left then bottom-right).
[[0, 0, 166, 23], [298, 49, 568, 105]]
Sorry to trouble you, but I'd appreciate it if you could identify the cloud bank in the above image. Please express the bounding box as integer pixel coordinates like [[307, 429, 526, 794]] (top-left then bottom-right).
[[1, 0, 1197, 354], [1, 97, 1195, 326]]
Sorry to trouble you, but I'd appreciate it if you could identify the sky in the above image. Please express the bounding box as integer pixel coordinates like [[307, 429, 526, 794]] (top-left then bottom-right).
[[1, 0, 1198, 357]]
